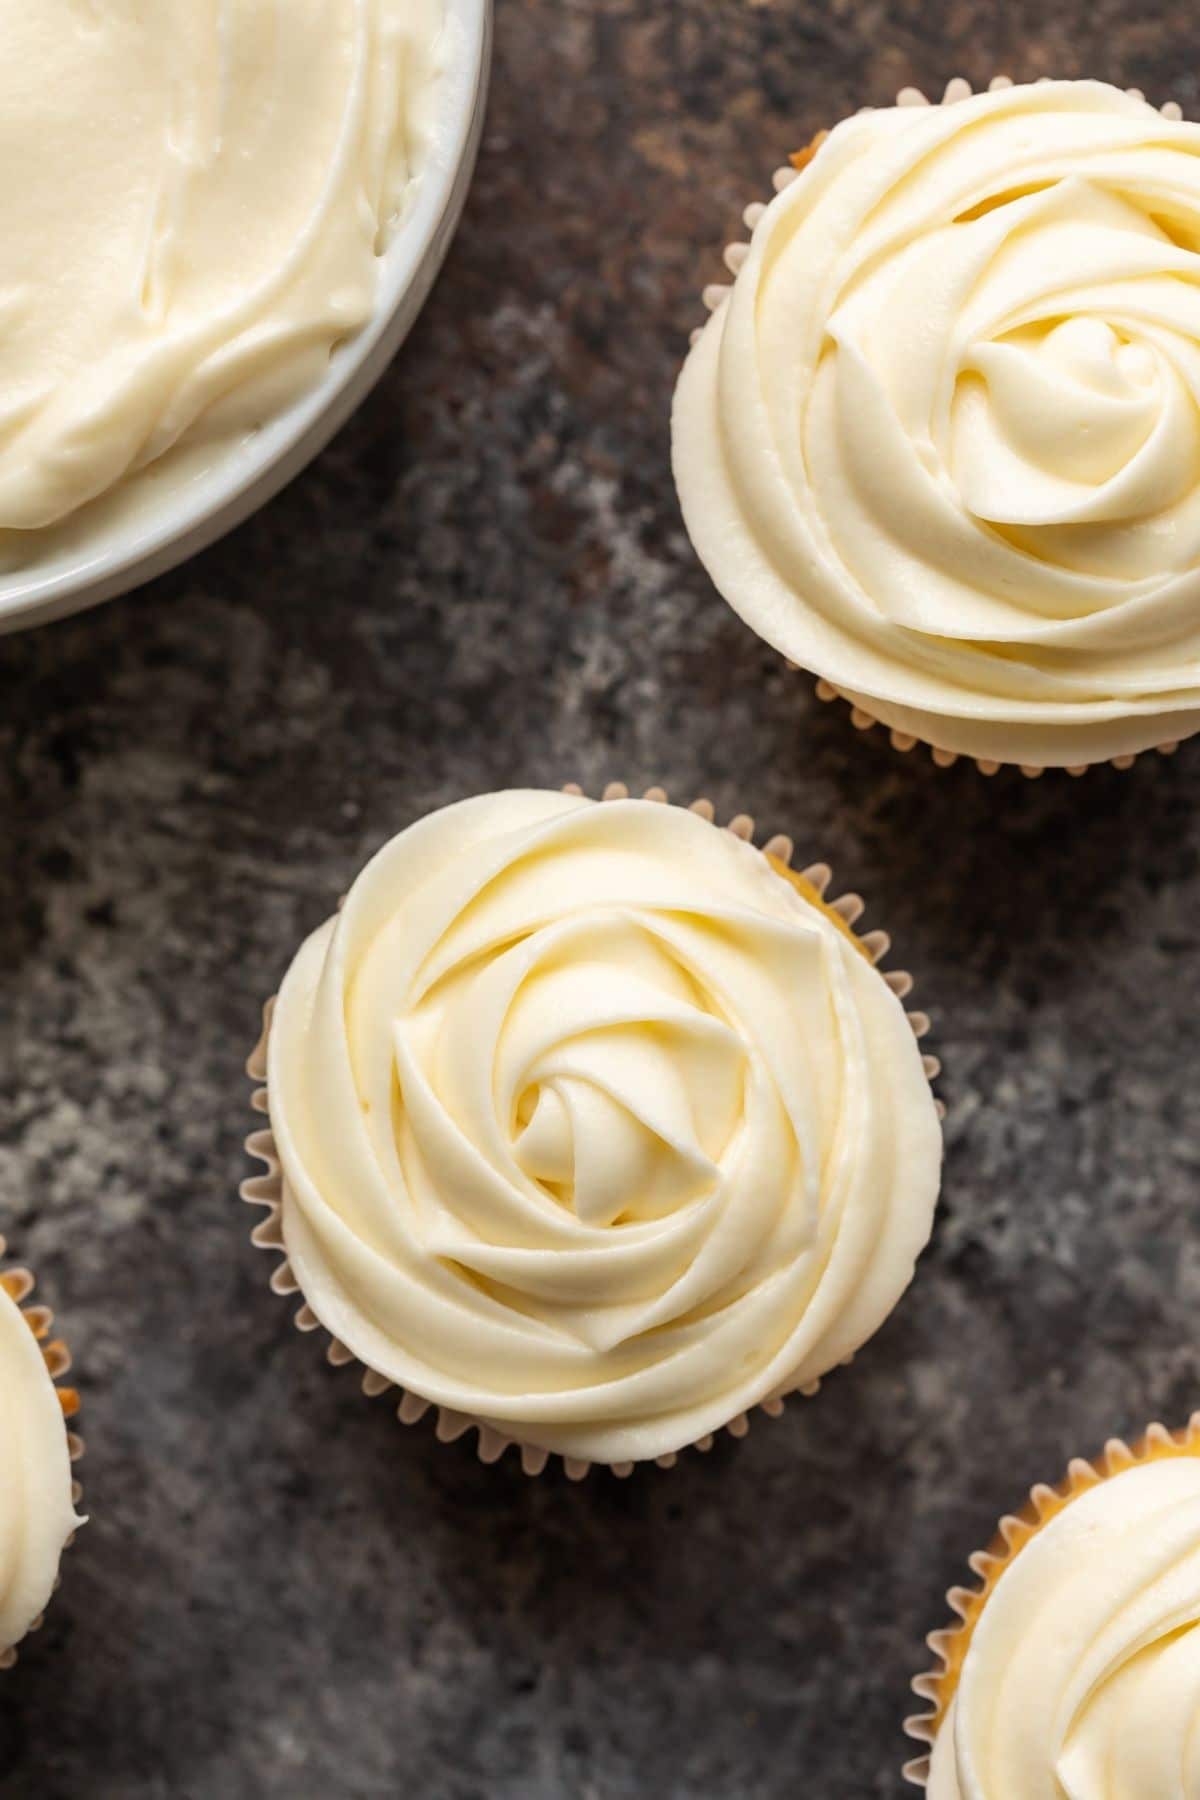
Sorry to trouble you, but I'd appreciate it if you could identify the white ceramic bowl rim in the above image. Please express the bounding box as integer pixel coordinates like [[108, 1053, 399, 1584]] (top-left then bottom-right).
[[0, 0, 491, 633]]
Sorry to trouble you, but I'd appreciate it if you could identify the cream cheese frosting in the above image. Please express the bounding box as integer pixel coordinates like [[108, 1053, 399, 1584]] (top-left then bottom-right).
[[927, 1457, 1200, 1799], [672, 79, 1200, 766], [0, 0, 443, 549], [266, 791, 942, 1465], [0, 1279, 80, 1652]]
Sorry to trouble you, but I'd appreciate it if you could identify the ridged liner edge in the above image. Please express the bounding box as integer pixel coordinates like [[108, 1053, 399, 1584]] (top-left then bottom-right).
[[0, 1237, 83, 1669]]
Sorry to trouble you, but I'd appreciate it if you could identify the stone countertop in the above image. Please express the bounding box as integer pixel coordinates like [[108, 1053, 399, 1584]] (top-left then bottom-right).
[[3, 4, 1200, 1796]]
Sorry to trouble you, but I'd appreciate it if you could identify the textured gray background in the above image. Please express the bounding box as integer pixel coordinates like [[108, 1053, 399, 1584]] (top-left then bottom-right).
[[2, 3, 1199, 1796]]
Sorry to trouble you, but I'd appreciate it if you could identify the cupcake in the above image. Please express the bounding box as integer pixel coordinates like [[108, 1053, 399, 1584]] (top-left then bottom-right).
[[0, 1241, 83, 1664], [673, 78, 1200, 773], [244, 786, 943, 1475], [906, 1417, 1200, 1793]]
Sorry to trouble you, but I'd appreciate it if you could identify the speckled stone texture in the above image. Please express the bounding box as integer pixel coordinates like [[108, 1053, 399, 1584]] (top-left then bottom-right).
[[2, 3, 1200, 1795]]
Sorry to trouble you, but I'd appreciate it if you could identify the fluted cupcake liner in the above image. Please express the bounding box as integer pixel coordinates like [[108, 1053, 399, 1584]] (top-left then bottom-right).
[[242, 781, 942, 1480], [902, 1413, 1200, 1785], [810, 677, 1184, 781], [0, 1237, 83, 1668], [693, 75, 1190, 779]]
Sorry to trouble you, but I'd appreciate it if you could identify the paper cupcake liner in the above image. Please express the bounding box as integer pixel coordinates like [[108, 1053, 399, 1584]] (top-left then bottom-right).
[[241, 781, 942, 1479], [901, 1412, 1200, 1785], [0, 1237, 83, 1668], [811, 677, 1185, 779], [693, 75, 1191, 779]]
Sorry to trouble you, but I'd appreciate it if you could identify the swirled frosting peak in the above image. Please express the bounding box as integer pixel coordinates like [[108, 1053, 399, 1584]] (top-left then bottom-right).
[[0, 0, 443, 547], [0, 1278, 80, 1651], [673, 79, 1200, 766], [928, 1456, 1200, 1798], [267, 791, 942, 1464]]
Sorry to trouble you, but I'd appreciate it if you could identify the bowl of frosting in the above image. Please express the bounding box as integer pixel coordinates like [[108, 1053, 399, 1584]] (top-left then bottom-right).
[[0, 0, 490, 634]]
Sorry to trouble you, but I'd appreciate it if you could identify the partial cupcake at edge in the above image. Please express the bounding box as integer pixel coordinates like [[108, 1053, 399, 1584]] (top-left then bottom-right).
[[243, 785, 943, 1476], [0, 1239, 83, 1666], [906, 1417, 1200, 1795], [672, 77, 1200, 774]]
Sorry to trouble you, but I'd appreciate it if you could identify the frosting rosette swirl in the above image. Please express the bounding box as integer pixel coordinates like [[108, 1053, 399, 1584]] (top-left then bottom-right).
[[0, 1275, 80, 1652], [266, 790, 941, 1464], [673, 79, 1200, 766], [926, 1454, 1200, 1798]]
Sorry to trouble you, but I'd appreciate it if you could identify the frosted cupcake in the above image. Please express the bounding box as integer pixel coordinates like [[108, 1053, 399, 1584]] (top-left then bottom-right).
[[0, 1244, 82, 1663], [245, 787, 943, 1474], [673, 79, 1200, 772], [906, 1417, 1200, 1793]]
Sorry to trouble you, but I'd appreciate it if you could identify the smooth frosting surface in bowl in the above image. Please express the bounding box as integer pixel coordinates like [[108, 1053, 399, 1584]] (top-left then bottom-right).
[[0, 0, 443, 553], [0, 0, 497, 633]]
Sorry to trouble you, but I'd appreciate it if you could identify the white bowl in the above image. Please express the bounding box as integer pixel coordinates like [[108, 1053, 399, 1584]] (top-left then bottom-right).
[[0, 0, 492, 636]]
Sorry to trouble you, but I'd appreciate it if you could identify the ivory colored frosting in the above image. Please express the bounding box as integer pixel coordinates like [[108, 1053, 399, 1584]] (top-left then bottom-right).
[[0, 1281, 79, 1651], [267, 790, 942, 1464], [0, 0, 443, 548], [927, 1457, 1200, 1798], [673, 79, 1200, 766]]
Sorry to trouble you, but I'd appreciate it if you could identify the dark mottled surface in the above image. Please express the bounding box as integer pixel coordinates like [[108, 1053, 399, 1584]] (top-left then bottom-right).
[[2, 3, 1200, 1796]]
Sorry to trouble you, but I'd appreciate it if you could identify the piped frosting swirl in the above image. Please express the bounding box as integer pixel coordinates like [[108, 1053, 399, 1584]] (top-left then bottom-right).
[[673, 79, 1200, 765], [266, 790, 942, 1464]]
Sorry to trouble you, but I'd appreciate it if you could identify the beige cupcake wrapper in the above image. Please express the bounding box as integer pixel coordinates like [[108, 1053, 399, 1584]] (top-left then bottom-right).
[[901, 1412, 1200, 1786], [0, 1237, 84, 1668], [811, 678, 1184, 778], [241, 781, 942, 1479], [693, 75, 1189, 779]]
